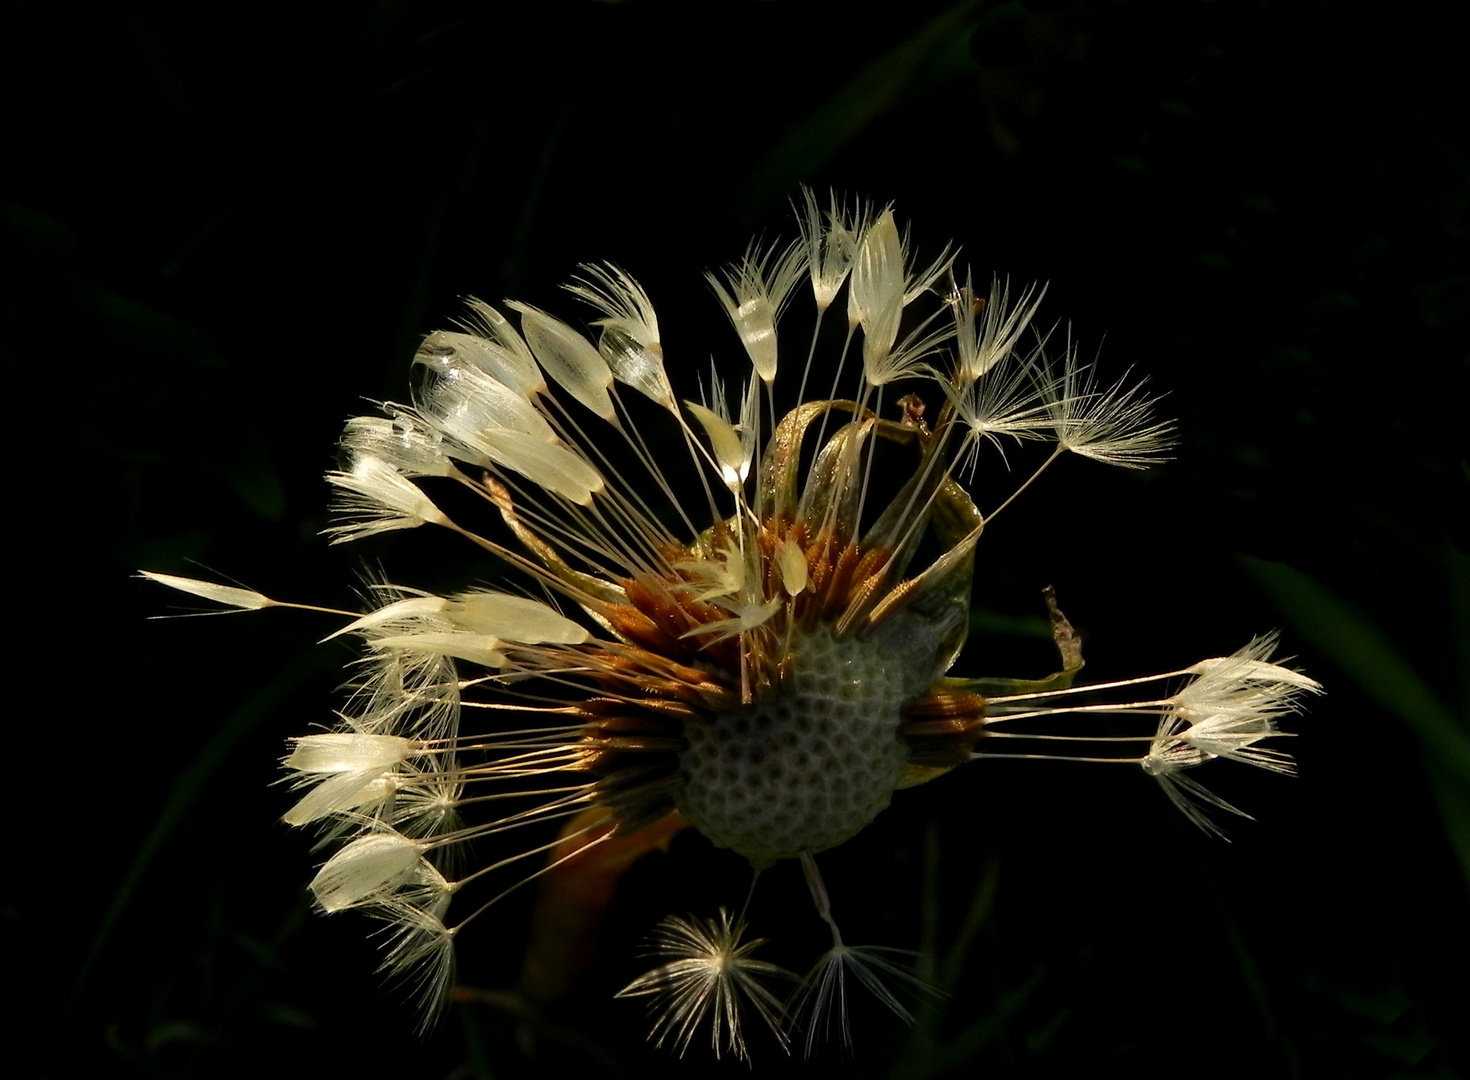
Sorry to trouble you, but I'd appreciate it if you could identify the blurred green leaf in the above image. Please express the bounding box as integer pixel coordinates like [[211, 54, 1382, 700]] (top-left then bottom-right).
[[1242, 555, 1470, 890], [743, 0, 988, 207], [1360, 1030, 1443, 1066]]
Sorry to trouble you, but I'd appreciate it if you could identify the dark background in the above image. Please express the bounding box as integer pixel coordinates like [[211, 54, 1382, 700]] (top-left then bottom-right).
[[7, 1, 1466, 1076]]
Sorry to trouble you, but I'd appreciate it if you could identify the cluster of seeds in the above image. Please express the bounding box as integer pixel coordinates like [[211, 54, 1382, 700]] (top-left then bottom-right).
[[146, 190, 1319, 1056]]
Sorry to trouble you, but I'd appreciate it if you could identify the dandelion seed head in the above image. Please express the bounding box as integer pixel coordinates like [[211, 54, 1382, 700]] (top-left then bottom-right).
[[143, 189, 1318, 1051]]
